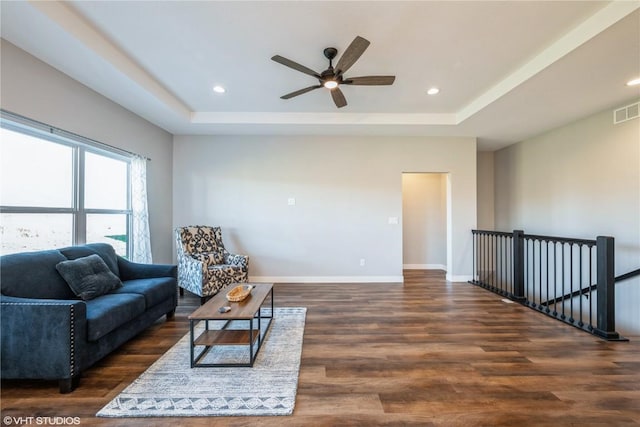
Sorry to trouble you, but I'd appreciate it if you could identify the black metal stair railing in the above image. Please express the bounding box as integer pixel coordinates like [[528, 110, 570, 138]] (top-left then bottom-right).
[[615, 268, 640, 283], [470, 229, 628, 341], [541, 268, 639, 308], [471, 230, 515, 298]]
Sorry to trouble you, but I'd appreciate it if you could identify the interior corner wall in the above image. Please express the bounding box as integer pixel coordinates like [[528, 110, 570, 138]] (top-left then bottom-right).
[[476, 151, 495, 230], [173, 135, 477, 283], [402, 173, 447, 270], [0, 40, 174, 263], [493, 104, 640, 336]]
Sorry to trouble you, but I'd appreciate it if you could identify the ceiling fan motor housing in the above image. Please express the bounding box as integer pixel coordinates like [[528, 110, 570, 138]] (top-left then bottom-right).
[[323, 47, 338, 61], [320, 69, 340, 84]]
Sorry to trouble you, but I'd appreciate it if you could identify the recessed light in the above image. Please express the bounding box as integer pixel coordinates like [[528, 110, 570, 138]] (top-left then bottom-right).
[[427, 87, 440, 95], [627, 78, 640, 86], [213, 85, 226, 93]]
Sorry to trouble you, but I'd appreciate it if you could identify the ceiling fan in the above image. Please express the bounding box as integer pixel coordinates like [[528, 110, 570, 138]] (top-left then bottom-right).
[[271, 36, 395, 108]]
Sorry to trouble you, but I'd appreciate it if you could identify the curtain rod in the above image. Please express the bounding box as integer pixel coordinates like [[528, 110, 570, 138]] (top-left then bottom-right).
[[0, 109, 151, 161]]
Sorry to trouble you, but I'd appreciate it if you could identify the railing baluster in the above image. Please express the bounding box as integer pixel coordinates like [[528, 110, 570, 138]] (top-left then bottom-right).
[[480, 232, 483, 283], [531, 239, 542, 308], [508, 236, 513, 296], [498, 235, 502, 293], [545, 240, 550, 313], [482, 232, 486, 284], [472, 231, 476, 282], [486, 232, 489, 285], [561, 242, 566, 321], [569, 243, 575, 323], [494, 234, 498, 290], [578, 244, 584, 327], [587, 246, 593, 330], [537, 239, 542, 309], [553, 242, 558, 317]]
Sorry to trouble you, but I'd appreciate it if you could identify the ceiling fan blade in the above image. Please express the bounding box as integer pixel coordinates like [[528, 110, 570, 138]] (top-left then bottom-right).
[[271, 55, 321, 78], [335, 36, 370, 76], [331, 87, 347, 108], [343, 76, 396, 86], [280, 85, 322, 99]]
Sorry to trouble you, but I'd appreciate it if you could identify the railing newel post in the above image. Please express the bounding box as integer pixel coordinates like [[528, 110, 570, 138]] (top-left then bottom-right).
[[512, 230, 526, 302], [594, 236, 620, 340]]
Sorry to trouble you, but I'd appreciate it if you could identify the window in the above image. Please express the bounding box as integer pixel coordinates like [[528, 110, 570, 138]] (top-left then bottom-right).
[[0, 116, 132, 257]]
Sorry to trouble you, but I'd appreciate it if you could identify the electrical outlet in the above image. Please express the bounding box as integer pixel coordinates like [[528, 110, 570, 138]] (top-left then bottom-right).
[[360, 258, 366, 266]]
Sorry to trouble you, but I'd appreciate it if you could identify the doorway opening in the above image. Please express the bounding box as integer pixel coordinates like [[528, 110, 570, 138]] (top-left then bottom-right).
[[401, 173, 449, 278]]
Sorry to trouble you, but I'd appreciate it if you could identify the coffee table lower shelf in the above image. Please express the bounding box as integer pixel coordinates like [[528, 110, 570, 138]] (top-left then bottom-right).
[[190, 317, 272, 368], [194, 329, 260, 346]]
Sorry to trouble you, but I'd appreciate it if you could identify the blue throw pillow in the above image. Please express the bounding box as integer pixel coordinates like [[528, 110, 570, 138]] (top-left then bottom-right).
[[56, 254, 122, 300]]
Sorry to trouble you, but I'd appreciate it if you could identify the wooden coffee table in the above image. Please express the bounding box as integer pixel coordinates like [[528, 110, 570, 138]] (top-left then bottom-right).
[[188, 283, 274, 368]]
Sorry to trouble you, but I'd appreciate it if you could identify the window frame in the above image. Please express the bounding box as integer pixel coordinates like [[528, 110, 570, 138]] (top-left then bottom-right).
[[0, 113, 133, 257]]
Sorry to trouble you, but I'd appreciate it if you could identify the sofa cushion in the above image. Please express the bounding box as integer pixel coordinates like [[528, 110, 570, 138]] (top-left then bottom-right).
[[84, 293, 146, 341], [112, 277, 176, 308], [0, 250, 76, 299], [56, 254, 123, 300], [59, 243, 120, 277]]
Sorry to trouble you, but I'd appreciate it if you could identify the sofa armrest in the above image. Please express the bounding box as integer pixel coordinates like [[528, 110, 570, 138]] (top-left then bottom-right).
[[0, 295, 87, 382], [117, 257, 177, 280]]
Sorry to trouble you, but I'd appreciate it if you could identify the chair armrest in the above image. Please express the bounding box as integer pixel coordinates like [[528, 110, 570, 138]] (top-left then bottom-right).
[[117, 257, 177, 280], [0, 295, 87, 380], [191, 253, 219, 269], [225, 253, 249, 269], [176, 252, 205, 294]]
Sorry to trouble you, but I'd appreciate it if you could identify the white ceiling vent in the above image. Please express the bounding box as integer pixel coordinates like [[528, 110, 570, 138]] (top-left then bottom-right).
[[613, 101, 640, 124]]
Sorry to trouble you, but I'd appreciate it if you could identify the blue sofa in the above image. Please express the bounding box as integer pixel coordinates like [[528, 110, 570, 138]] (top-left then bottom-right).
[[1, 243, 177, 393]]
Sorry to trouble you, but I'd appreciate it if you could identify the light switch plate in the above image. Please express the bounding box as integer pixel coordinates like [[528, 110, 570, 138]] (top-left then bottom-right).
[[288, 198, 296, 206], [388, 216, 399, 224]]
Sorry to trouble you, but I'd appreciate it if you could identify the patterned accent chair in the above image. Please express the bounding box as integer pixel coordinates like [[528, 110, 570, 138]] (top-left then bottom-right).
[[175, 226, 249, 303]]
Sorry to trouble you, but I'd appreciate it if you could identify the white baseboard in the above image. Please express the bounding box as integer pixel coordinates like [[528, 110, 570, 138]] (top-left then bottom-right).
[[446, 274, 473, 282], [248, 275, 404, 284], [403, 264, 447, 270]]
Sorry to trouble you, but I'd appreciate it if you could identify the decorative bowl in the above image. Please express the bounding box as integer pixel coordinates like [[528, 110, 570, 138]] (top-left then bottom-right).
[[226, 284, 254, 302]]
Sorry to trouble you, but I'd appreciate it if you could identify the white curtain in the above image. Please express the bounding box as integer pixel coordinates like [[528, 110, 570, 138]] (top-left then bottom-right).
[[131, 155, 152, 263]]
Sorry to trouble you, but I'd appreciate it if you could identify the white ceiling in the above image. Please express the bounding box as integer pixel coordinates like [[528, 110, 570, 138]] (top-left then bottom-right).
[[1, 1, 639, 151]]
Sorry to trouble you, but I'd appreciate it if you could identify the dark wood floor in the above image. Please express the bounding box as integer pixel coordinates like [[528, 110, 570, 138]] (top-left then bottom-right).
[[2, 270, 640, 426]]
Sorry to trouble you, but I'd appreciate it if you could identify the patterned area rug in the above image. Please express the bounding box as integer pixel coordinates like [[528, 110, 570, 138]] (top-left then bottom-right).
[[97, 307, 306, 417]]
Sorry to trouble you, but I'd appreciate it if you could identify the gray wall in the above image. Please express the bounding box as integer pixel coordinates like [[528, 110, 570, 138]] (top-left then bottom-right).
[[476, 151, 495, 230], [494, 105, 640, 335], [402, 173, 447, 269], [173, 135, 477, 282], [0, 40, 174, 263]]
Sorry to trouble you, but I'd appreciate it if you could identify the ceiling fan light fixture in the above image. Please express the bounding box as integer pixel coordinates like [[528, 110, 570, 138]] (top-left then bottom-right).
[[427, 87, 440, 95], [627, 77, 640, 86], [324, 80, 339, 89]]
